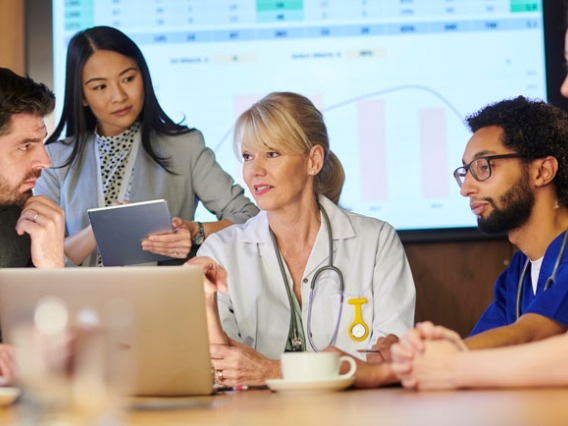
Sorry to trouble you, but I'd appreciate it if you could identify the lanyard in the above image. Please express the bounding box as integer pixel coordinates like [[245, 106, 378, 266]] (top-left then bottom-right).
[[269, 227, 306, 352], [94, 130, 141, 207]]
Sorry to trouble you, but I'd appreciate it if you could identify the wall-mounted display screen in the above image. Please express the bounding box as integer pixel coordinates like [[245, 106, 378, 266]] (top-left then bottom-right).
[[46, 0, 548, 235]]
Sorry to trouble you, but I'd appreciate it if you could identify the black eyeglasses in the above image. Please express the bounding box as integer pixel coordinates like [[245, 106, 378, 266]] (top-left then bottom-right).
[[453, 153, 526, 187]]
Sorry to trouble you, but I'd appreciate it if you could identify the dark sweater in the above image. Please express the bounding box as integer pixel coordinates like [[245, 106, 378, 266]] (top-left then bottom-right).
[[0, 205, 31, 267]]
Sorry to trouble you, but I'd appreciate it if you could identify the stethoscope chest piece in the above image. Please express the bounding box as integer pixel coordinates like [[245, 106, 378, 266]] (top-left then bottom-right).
[[347, 298, 369, 341]]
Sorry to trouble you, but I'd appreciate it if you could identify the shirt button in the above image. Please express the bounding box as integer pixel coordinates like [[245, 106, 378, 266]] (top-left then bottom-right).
[[303, 278, 308, 283]]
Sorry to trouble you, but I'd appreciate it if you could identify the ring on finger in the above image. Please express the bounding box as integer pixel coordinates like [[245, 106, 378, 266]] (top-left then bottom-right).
[[215, 369, 224, 383], [32, 212, 39, 223]]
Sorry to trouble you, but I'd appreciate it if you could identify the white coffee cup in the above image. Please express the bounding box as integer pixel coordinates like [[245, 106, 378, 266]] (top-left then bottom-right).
[[280, 352, 357, 382]]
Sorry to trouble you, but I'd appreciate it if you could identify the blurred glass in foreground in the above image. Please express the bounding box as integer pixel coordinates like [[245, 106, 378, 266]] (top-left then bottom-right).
[[13, 297, 134, 426]]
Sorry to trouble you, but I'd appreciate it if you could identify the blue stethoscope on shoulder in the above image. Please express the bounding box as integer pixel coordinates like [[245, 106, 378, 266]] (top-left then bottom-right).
[[269, 204, 345, 352], [515, 230, 568, 319]]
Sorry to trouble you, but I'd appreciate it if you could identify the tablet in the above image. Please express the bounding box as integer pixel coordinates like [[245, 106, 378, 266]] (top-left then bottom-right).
[[88, 199, 174, 266]]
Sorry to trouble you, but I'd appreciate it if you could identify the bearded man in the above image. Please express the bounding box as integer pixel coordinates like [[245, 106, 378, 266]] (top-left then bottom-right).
[[0, 67, 64, 268]]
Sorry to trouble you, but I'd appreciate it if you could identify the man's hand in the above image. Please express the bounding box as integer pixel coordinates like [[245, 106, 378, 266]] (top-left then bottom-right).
[[390, 322, 467, 389], [16, 195, 64, 268], [393, 339, 463, 390], [414, 322, 468, 350]]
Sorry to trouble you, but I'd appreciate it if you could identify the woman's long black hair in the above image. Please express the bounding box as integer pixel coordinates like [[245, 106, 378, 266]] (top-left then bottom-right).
[[47, 26, 191, 171]]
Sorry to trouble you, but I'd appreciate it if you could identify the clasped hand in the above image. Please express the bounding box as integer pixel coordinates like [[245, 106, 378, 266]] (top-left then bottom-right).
[[390, 321, 468, 390]]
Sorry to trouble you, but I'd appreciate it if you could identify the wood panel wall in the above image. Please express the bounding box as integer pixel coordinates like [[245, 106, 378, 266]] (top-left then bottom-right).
[[2, 0, 515, 338], [405, 238, 514, 337], [0, 0, 25, 74]]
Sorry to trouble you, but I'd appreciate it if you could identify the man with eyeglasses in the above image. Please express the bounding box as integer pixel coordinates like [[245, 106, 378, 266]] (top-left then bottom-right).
[[452, 96, 568, 343], [385, 96, 568, 390]]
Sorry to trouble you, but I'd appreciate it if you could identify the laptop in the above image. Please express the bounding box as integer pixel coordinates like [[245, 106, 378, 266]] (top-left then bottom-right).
[[0, 266, 213, 396]]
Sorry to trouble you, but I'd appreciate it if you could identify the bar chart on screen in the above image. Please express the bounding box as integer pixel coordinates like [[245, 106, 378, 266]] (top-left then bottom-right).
[[52, 0, 545, 230]]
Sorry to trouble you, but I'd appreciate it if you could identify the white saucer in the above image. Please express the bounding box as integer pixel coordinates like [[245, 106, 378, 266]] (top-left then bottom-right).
[[0, 387, 20, 406], [266, 376, 354, 394]]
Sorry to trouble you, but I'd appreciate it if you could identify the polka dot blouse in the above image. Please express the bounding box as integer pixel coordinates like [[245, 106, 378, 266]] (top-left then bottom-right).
[[95, 122, 140, 207], [94, 122, 140, 265]]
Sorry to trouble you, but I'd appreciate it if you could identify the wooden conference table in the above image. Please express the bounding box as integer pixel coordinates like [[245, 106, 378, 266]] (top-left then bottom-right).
[[1, 386, 567, 425]]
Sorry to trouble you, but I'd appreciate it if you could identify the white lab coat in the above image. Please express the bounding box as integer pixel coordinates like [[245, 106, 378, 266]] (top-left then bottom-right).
[[198, 196, 416, 359]]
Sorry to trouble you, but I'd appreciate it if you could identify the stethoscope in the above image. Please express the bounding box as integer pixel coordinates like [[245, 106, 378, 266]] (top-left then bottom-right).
[[269, 204, 345, 352], [515, 229, 568, 319]]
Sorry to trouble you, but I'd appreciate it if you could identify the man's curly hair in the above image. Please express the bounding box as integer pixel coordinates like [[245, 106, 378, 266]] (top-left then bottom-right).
[[0, 67, 54, 136], [466, 96, 568, 207]]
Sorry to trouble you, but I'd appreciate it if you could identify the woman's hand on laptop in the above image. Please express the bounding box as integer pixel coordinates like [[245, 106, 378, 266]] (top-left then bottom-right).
[[185, 256, 228, 295], [185, 257, 230, 345]]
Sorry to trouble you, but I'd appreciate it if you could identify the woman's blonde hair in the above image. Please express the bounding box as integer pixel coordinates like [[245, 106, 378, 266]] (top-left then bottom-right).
[[233, 92, 345, 204]]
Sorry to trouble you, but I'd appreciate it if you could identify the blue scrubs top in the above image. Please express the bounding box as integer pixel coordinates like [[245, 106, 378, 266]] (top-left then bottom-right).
[[471, 231, 568, 336]]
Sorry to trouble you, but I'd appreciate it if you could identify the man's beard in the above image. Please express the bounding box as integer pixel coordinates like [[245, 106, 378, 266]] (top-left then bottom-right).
[[477, 173, 535, 234], [0, 169, 41, 207]]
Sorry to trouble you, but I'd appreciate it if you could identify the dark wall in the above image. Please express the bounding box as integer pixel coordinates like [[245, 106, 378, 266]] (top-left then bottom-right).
[[405, 238, 514, 337], [545, 0, 568, 111]]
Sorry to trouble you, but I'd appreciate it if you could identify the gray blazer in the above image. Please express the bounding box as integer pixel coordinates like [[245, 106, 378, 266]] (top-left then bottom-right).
[[36, 129, 258, 266]]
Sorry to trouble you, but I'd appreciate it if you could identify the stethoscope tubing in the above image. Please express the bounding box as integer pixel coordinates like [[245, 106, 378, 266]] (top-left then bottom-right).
[[516, 229, 568, 319], [307, 204, 345, 351], [270, 203, 345, 352]]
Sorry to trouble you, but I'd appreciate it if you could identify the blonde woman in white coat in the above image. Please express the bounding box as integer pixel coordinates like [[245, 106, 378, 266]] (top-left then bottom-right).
[[188, 92, 416, 387]]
